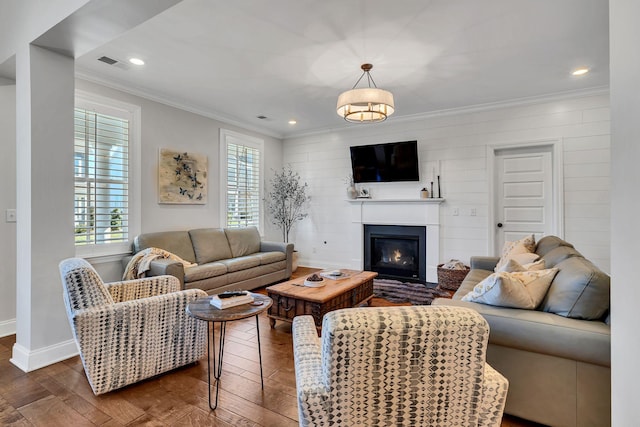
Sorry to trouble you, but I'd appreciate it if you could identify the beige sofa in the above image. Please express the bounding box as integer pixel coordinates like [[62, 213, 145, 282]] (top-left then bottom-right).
[[433, 236, 610, 427], [125, 226, 293, 294]]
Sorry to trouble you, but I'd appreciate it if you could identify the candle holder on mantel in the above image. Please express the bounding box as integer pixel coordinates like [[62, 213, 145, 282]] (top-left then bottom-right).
[[420, 188, 429, 199], [430, 182, 434, 198]]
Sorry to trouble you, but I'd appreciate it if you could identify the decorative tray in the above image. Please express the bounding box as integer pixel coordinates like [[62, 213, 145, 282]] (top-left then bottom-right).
[[319, 269, 352, 280]]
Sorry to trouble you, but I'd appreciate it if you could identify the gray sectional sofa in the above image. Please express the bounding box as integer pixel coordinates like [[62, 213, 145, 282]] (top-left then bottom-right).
[[433, 235, 610, 427], [124, 226, 293, 294]]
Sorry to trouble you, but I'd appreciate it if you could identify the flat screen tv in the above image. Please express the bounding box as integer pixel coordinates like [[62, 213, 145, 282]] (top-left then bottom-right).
[[350, 140, 419, 183]]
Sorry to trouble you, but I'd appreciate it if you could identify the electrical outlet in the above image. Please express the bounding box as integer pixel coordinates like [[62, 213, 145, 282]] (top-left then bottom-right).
[[5, 209, 16, 223], [452, 208, 459, 216], [470, 208, 477, 216]]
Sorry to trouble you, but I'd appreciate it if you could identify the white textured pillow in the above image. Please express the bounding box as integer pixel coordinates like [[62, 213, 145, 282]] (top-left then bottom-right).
[[461, 268, 559, 309], [495, 234, 537, 271], [497, 258, 545, 273]]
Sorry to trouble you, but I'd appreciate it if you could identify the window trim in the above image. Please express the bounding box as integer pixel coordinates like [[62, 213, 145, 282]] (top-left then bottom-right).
[[74, 90, 141, 259], [219, 129, 264, 232]]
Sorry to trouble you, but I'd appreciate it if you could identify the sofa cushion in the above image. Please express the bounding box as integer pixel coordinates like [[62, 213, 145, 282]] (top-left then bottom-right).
[[255, 251, 286, 265], [218, 255, 261, 273], [183, 262, 227, 282], [453, 269, 493, 300], [541, 246, 583, 268], [497, 258, 545, 272], [226, 262, 285, 283], [134, 231, 197, 264], [461, 269, 558, 310], [224, 226, 261, 257], [432, 298, 610, 367], [188, 228, 233, 264], [540, 257, 610, 320], [535, 235, 574, 257], [495, 234, 537, 271]]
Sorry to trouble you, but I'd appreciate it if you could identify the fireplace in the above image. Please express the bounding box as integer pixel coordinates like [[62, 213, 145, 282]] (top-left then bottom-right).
[[364, 224, 426, 282]]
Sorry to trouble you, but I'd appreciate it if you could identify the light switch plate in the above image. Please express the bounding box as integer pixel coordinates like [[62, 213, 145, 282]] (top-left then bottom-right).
[[5, 209, 16, 223]]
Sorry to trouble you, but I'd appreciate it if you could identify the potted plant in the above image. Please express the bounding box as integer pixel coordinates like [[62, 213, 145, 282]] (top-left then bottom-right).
[[265, 166, 310, 271]]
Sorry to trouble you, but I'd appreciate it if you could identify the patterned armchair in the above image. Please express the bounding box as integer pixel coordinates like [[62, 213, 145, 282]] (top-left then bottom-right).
[[293, 305, 508, 427], [59, 258, 207, 395]]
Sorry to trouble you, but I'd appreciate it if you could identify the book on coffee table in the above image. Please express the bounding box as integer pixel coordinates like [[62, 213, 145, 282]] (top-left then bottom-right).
[[210, 293, 254, 309]]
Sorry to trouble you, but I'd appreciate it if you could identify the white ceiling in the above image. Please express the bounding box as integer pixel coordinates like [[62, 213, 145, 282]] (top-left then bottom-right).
[[74, 0, 609, 138]]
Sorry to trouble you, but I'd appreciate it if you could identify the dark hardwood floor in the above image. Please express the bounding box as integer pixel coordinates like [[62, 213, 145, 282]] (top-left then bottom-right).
[[0, 267, 543, 426]]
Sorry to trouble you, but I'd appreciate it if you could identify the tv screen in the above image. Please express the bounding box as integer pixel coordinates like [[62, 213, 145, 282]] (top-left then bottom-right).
[[350, 141, 419, 183]]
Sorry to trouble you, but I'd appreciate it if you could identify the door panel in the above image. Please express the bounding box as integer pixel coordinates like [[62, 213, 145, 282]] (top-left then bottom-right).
[[495, 148, 553, 252], [503, 182, 544, 198], [504, 206, 544, 223]]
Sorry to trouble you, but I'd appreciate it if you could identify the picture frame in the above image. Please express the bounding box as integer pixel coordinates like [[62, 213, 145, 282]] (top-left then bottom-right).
[[357, 188, 370, 198], [158, 148, 208, 204]]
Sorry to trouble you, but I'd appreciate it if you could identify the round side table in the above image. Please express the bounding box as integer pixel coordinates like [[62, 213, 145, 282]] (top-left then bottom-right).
[[186, 293, 273, 410]]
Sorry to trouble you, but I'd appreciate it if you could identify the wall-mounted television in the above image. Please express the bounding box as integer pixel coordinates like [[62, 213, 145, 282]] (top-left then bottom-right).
[[350, 140, 419, 183]]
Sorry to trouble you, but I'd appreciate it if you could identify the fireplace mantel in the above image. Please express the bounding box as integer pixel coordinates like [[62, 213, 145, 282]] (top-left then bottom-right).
[[349, 199, 442, 283], [347, 198, 445, 204]]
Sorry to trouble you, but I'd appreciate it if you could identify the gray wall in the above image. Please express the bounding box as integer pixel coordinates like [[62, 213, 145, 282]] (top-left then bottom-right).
[[0, 85, 16, 336], [76, 79, 284, 281]]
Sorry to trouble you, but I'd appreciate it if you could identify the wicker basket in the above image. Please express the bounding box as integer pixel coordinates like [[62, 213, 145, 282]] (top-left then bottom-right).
[[437, 264, 470, 291]]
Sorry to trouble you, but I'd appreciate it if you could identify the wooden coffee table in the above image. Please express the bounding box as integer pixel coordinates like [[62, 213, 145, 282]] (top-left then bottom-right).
[[266, 270, 377, 329]]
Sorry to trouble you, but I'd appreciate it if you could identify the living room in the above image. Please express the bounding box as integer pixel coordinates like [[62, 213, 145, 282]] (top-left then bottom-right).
[[0, 0, 639, 425]]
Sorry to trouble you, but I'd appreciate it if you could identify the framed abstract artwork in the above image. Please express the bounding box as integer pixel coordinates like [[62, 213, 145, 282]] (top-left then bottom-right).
[[158, 148, 208, 204]]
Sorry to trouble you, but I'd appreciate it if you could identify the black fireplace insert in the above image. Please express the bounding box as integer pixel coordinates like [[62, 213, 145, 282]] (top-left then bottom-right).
[[364, 224, 426, 282]]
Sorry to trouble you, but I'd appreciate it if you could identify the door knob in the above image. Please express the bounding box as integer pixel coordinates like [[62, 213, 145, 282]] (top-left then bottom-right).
[[497, 223, 503, 228]]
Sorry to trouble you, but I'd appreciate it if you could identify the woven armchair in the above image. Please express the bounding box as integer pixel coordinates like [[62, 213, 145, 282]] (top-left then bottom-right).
[[293, 305, 508, 427], [59, 258, 207, 395]]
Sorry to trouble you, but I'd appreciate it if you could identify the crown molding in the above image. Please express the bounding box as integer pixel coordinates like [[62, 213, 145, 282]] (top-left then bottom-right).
[[74, 70, 285, 140], [75, 68, 609, 142]]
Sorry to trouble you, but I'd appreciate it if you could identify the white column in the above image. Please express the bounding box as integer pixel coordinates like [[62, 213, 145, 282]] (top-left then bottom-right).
[[12, 44, 76, 371], [611, 0, 640, 423]]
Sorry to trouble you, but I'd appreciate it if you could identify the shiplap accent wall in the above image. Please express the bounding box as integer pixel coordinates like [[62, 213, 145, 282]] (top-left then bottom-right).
[[284, 93, 610, 273]]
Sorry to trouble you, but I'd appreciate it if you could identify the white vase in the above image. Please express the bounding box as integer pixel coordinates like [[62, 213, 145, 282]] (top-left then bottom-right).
[[347, 185, 358, 199]]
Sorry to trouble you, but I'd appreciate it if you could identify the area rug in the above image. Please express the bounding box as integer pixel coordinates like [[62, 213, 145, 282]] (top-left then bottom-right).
[[373, 279, 454, 305]]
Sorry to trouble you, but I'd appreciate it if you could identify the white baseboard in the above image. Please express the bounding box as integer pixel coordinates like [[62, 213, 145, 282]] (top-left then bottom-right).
[[0, 318, 16, 337], [11, 339, 79, 372]]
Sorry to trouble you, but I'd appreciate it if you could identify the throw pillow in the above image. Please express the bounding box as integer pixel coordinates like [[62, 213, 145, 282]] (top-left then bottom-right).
[[494, 234, 537, 271], [461, 268, 559, 309], [497, 258, 545, 273]]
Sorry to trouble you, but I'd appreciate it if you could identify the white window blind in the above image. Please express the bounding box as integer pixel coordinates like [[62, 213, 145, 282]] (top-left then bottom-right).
[[225, 142, 261, 228], [74, 107, 129, 247]]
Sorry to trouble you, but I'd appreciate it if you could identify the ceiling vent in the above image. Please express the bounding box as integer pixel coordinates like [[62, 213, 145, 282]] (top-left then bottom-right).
[[97, 56, 130, 70], [98, 56, 117, 65]]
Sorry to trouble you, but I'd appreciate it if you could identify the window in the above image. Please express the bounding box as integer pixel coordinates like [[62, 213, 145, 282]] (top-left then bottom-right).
[[74, 93, 140, 257], [220, 129, 264, 230]]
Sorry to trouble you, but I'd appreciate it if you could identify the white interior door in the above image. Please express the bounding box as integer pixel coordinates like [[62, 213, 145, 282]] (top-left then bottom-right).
[[495, 147, 554, 252]]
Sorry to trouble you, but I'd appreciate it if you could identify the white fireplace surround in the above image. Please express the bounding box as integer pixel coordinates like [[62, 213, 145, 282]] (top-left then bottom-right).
[[349, 198, 444, 283]]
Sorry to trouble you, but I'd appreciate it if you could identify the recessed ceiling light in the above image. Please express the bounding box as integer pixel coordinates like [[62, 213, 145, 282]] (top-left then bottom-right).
[[288, 120, 297, 125], [129, 58, 145, 66], [572, 67, 589, 76]]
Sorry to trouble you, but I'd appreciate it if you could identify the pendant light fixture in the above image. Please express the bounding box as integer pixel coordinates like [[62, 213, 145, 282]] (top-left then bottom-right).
[[337, 63, 395, 123]]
